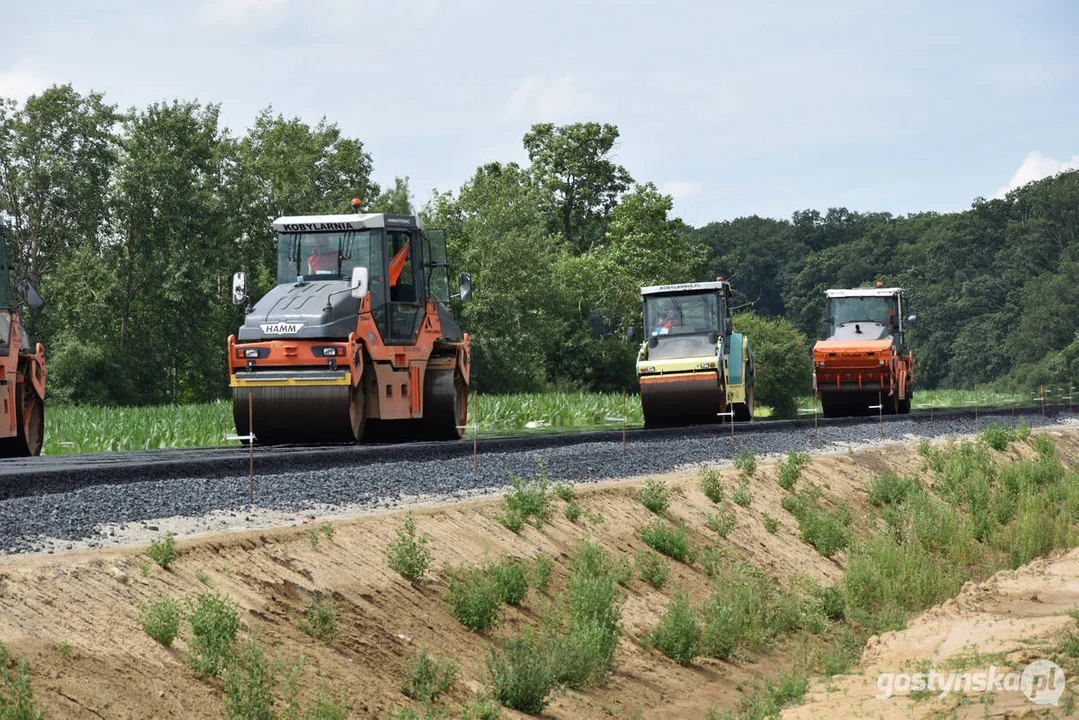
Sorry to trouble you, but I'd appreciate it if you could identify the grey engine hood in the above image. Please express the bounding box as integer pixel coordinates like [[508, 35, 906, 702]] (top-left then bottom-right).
[[829, 322, 892, 342], [238, 281, 360, 341]]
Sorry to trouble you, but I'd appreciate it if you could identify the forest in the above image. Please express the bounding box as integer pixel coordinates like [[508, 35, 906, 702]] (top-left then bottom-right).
[[1, 85, 1077, 412]]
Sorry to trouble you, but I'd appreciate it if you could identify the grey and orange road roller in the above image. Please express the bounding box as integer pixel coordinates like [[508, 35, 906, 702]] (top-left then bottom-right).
[[0, 215, 45, 456], [227, 205, 472, 444], [634, 281, 755, 428], [813, 285, 914, 417]]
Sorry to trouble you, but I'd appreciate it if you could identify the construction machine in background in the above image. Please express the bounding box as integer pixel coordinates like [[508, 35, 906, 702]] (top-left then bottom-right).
[[0, 216, 45, 456], [634, 281, 755, 428], [812, 285, 914, 417], [227, 206, 472, 444]]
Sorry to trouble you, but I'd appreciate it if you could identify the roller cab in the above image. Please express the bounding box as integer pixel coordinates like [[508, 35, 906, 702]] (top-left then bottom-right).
[[228, 209, 471, 444], [812, 286, 914, 417], [635, 281, 755, 428]]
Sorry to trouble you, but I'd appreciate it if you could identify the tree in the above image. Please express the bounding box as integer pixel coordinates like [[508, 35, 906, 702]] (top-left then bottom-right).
[[523, 122, 632, 254], [733, 313, 812, 418], [0, 85, 119, 286], [423, 163, 567, 392], [110, 99, 232, 403]]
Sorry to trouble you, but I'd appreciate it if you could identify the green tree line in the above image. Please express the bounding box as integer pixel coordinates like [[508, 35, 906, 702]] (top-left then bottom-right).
[[1, 84, 1076, 408], [695, 172, 1079, 395]]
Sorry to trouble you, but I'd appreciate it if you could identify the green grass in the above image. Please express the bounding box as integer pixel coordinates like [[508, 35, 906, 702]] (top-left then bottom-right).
[[635, 551, 669, 589], [299, 594, 339, 643], [732, 478, 753, 508], [500, 465, 552, 531], [734, 450, 757, 477], [649, 591, 701, 665], [781, 484, 852, 558], [223, 633, 276, 720], [639, 520, 692, 562], [489, 557, 531, 606], [699, 467, 724, 503], [0, 641, 42, 720], [530, 555, 553, 593], [401, 647, 458, 703], [43, 400, 234, 454], [186, 592, 242, 678], [485, 632, 555, 715], [385, 513, 433, 582], [543, 540, 625, 688], [140, 594, 182, 647], [777, 450, 811, 491], [707, 505, 737, 538], [147, 533, 178, 569], [636, 478, 672, 514], [445, 565, 502, 632]]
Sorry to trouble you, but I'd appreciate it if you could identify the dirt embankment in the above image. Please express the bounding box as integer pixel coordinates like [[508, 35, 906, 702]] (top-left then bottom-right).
[[1, 429, 1077, 719]]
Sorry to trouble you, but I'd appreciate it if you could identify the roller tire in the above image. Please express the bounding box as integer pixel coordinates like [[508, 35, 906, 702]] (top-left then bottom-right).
[[0, 383, 43, 457]]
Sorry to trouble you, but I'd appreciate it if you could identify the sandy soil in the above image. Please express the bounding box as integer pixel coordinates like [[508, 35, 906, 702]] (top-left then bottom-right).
[[0, 428, 1076, 719]]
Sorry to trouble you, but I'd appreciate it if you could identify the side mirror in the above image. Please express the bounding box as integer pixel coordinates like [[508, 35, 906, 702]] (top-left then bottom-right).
[[458, 272, 473, 302], [626, 326, 636, 342], [906, 314, 917, 328], [350, 266, 369, 299], [15, 280, 43, 311], [231, 272, 246, 305]]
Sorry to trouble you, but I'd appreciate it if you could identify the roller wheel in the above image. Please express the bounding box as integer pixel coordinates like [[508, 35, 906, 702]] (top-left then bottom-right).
[[232, 384, 358, 445], [0, 383, 43, 457], [423, 368, 465, 440]]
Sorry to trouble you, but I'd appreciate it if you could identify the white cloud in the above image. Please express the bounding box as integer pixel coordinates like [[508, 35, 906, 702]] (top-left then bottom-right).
[[0, 61, 52, 102], [195, 0, 295, 31], [994, 151, 1079, 198], [497, 74, 595, 125], [660, 180, 704, 200]]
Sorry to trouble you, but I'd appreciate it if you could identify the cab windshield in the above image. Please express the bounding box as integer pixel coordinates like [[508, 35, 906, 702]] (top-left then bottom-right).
[[645, 292, 720, 337], [276, 230, 383, 284], [830, 296, 893, 331]]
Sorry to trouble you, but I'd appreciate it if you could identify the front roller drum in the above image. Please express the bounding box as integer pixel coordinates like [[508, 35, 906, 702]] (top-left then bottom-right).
[[233, 384, 364, 445], [640, 375, 723, 429]]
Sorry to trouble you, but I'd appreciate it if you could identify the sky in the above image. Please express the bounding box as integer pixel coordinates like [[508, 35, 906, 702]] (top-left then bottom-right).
[[1, 0, 1077, 225]]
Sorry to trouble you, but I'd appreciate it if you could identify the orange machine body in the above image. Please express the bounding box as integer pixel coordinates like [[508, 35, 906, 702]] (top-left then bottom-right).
[[812, 287, 914, 417]]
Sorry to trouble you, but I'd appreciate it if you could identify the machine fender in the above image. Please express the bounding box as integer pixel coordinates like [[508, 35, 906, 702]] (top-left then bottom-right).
[[456, 333, 471, 385], [727, 333, 746, 385], [348, 332, 364, 388]]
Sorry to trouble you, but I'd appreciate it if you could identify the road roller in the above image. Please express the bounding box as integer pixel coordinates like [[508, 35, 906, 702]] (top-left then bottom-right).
[[812, 285, 914, 417], [227, 206, 472, 444], [634, 280, 755, 428], [0, 215, 46, 457]]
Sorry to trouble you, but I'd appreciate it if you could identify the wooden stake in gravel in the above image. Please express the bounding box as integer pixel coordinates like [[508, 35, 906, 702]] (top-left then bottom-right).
[[814, 389, 819, 449], [248, 389, 255, 502]]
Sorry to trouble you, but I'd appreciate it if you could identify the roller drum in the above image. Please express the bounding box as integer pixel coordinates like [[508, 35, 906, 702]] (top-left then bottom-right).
[[640, 375, 723, 428], [233, 385, 358, 444]]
